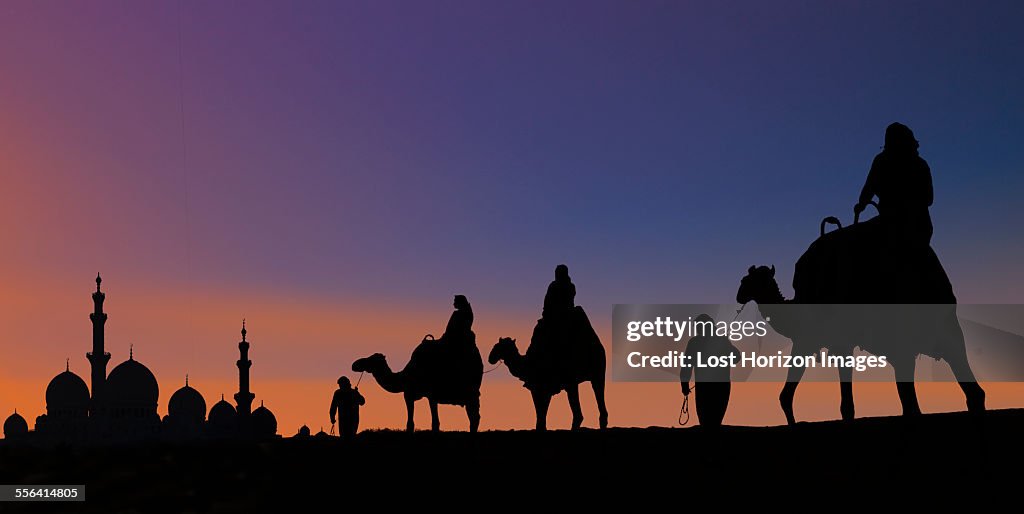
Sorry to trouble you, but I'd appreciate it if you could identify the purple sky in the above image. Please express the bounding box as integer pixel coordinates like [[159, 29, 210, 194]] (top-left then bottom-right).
[[3, 0, 1024, 432], [3, 0, 1024, 310]]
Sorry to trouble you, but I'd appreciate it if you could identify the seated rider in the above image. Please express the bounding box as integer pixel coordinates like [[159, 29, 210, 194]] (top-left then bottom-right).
[[441, 294, 474, 346], [542, 264, 576, 321], [855, 122, 934, 249], [529, 265, 577, 379]]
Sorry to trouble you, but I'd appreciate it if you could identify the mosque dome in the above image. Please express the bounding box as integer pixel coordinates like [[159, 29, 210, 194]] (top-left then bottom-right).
[[107, 353, 159, 411], [251, 402, 277, 436], [168, 378, 206, 424], [4, 411, 28, 439], [45, 369, 90, 414], [208, 396, 237, 429]]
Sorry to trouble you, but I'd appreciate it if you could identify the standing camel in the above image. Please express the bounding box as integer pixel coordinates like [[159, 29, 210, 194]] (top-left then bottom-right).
[[353, 335, 483, 432], [487, 307, 608, 431], [737, 264, 985, 424]]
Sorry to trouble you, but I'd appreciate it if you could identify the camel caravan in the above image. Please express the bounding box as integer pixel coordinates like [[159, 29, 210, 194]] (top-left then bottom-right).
[[354, 265, 607, 432], [351, 123, 985, 432]]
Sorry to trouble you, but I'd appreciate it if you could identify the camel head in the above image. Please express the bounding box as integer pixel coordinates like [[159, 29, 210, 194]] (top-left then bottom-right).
[[737, 265, 778, 304], [488, 337, 518, 365], [352, 353, 387, 373]]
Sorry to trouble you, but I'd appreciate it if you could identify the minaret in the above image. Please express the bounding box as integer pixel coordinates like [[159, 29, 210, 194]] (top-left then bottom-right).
[[86, 273, 110, 415], [234, 319, 255, 417]]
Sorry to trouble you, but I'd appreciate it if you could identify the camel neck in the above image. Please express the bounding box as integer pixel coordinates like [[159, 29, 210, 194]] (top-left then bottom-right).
[[370, 364, 405, 394], [501, 348, 527, 380], [760, 281, 787, 304]]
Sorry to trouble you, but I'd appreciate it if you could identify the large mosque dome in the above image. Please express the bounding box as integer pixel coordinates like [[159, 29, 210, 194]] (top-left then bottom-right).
[[207, 395, 238, 436], [168, 379, 206, 424], [45, 369, 89, 416], [251, 402, 277, 437], [107, 352, 159, 412]]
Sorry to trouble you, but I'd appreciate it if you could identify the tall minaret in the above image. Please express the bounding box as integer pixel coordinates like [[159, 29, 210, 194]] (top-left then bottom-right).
[[234, 319, 255, 417], [86, 273, 110, 414]]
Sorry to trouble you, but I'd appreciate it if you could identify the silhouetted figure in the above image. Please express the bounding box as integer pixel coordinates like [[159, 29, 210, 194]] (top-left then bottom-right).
[[489, 333, 608, 431], [542, 264, 576, 320], [731, 125, 987, 425], [442, 295, 474, 347], [856, 122, 934, 247], [855, 122, 935, 292], [678, 314, 739, 429], [330, 376, 365, 438], [493, 264, 607, 430], [738, 265, 985, 425], [527, 265, 579, 399], [352, 295, 483, 432]]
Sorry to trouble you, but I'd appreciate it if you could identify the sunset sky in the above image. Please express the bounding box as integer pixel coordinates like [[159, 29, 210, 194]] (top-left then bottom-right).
[[2, 1, 1023, 434]]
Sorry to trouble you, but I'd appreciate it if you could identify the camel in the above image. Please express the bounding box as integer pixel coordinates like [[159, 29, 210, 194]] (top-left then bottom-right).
[[737, 264, 985, 425], [487, 307, 608, 431], [352, 335, 483, 432]]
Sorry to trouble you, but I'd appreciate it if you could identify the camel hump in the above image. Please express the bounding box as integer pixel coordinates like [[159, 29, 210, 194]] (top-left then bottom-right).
[[572, 306, 603, 349], [410, 330, 482, 404], [523, 306, 605, 394], [794, 216, 954, 303]]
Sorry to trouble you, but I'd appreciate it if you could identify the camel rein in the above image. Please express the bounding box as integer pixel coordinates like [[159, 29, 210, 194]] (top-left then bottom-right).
[[678, 393, 691, 426]]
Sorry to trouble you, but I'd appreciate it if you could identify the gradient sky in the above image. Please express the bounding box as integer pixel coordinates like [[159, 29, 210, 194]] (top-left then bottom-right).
[[2, 1, 1023, 434]]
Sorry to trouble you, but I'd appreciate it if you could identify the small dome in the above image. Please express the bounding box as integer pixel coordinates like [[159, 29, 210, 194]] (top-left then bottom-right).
[[107, 357, 159, 410], [4, 412, 28, 438], [45, 370, 90, 412], [296, 425, 311, 437], [168, 383, 206, 424], [251, 402, 277, 436], [208, 397, 237, 427]]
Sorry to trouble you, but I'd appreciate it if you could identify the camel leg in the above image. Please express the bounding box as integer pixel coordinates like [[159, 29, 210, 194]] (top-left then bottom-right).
[[531, 389, 551, 432], [836, 354, 855, 421], [780, 361, 806, 425], [404, 393, 416, 433], [894, 359, 922, 416], [566, 383, 584, 430], [465, 396, 480, 433], [591, 377, 609, 429], [429, 398, 440, 432], [944, 339, 986, 414]]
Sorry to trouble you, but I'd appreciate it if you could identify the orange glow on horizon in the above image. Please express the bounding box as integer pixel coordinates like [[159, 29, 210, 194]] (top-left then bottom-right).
[[1, 274, 1022, 436]]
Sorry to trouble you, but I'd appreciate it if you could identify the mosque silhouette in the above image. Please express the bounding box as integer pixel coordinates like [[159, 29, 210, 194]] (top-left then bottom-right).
[[2, 274, 278, 442]]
